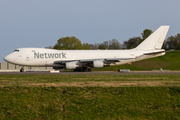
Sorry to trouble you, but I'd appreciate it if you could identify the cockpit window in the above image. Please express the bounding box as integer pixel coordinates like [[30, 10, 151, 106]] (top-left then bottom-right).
[[14, 50, 19, 52]]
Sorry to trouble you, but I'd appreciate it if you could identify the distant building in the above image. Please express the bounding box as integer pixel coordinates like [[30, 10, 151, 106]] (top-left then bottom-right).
[[0, 62, 53, 71]]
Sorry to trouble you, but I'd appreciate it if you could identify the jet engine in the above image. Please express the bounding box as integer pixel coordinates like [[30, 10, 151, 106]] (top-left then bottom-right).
[[92, 60, 104, 68], [65, 61, 78, 70]]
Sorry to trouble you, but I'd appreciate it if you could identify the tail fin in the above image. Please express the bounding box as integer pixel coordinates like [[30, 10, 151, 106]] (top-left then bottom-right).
[[134, 26, 170, 50]]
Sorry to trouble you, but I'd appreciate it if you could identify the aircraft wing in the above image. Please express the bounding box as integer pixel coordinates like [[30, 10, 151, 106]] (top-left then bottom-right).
[[54, 58, 133, 64]]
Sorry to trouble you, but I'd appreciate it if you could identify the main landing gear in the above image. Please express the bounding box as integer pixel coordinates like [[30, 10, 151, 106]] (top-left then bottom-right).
[[83, 67, 92, 72], [73, 67, 92, 72]]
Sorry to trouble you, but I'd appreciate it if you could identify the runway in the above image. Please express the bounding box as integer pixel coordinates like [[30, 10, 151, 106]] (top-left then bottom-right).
[[1, 71, 180, 75]]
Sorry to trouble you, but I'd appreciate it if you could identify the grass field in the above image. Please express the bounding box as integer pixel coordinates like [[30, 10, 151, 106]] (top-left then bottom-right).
[[0, 74, 180, 119], [92, 50, 180, 71]]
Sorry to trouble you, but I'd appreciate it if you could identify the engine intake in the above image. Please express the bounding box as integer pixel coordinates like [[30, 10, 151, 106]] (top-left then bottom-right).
[[92, 60, 104, 68], [65, 61, 78, 70]]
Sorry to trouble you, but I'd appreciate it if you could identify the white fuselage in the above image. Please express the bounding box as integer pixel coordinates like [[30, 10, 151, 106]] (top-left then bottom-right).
[[3, 48, 165, 67]]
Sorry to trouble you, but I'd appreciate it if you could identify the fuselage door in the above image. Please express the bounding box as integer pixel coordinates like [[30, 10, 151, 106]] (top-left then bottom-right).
[[26, 57, 30, 61]]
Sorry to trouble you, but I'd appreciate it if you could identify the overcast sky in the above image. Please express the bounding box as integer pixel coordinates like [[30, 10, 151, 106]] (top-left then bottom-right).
[[0, 0, 180, 62]]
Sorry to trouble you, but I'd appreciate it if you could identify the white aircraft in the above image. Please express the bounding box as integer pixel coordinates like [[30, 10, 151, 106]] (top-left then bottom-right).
[[4, 26, 169, 72]]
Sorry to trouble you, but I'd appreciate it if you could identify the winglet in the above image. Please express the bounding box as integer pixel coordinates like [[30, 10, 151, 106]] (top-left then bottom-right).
[[134, 26, 170, 50]]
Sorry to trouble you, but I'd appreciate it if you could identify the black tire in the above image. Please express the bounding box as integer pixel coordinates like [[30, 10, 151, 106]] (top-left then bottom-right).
[[88, 68, 92, 72], [83, 68, 88, 72]]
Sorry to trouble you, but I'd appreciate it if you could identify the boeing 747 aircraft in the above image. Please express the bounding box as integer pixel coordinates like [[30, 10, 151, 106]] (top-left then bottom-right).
[[4, 26, 169, 72]]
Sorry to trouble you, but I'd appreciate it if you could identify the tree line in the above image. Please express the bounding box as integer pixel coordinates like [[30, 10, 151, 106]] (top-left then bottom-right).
[[48, 29, 180, 50]]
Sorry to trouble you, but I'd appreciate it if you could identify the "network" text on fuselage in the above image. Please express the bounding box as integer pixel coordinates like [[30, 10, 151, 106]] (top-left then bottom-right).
[[34, 52, 66, 59]]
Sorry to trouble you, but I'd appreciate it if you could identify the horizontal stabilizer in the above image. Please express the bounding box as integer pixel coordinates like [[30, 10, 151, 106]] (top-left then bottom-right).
[[144, 50, 173, 55]]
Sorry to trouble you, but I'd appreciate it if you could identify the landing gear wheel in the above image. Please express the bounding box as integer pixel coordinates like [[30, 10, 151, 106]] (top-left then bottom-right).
[[83, 67, 92, 72], [83, 67, 88, 72], [20, 67, 24, 72], [87, 68, 92, 72]]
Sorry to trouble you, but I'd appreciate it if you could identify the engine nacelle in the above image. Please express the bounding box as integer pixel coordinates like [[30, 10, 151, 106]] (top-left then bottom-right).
[[92, 60, 104, 68], [65, 62, 78, 70]]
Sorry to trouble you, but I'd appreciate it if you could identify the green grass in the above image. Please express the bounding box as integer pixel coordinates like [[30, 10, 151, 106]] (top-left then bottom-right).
[[92, 50, 180, 71], [0, 87, 180, 119], [0, 74, 180, 119]]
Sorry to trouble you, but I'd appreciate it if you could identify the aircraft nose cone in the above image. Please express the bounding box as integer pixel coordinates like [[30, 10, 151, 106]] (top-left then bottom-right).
[[3, 55, 12, 63], [3, 56, 9, 62]]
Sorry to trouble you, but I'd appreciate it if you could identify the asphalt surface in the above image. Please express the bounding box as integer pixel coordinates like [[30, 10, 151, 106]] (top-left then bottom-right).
[[1, 71, 180, 75]]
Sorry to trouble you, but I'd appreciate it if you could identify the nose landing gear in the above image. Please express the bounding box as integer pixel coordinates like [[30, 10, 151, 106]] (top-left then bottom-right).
[[20, 67, 24, 72]]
